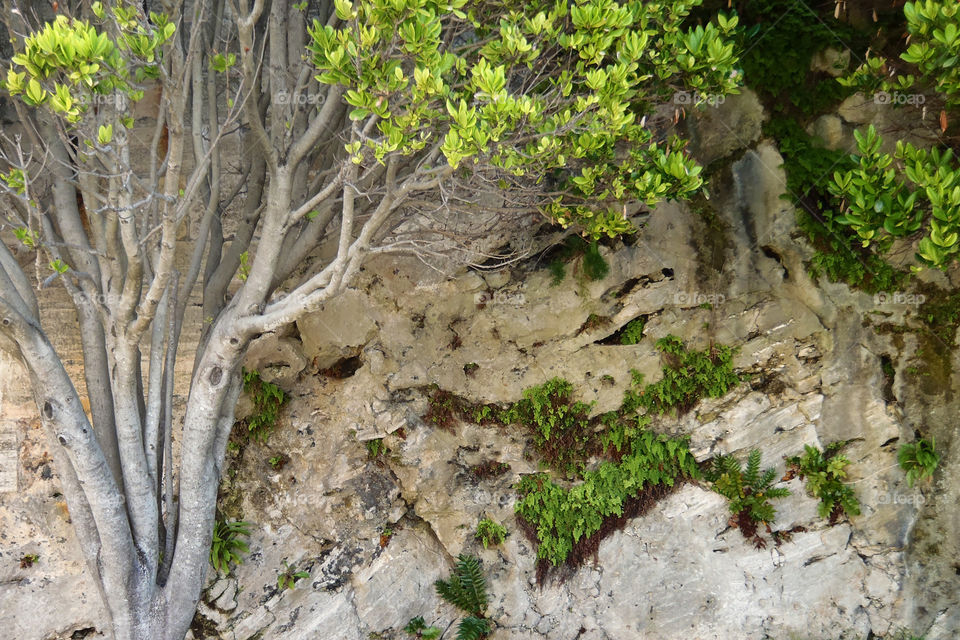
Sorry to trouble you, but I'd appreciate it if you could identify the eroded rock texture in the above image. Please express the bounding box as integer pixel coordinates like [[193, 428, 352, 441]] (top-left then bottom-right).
[[1, 89, 956, 640]]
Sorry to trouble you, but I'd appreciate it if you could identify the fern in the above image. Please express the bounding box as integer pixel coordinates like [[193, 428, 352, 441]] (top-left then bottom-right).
[[404, 616, 442, 639], [787, 443, 860, 521], [435, 555, 488, 618], [515, 430, 699, 566], [707, 449, 790, 543], [898, 438, 939, 487], [209, 519, 251, 574], [456, 617, 491, 640], [624, 336, 740, 415]]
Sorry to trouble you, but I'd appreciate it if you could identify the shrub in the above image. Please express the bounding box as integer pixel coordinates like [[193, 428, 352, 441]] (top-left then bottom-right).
[[786, 443, 861, 521], [737, 0, 863, 115], [835, 2, 960, 271], [898, 438, 939, 487], [764, 117, 908, 296]]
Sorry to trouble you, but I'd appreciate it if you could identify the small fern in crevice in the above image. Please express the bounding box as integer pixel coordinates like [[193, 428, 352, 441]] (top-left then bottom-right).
[[618, 317, 646, 345], [209, 518, 251, 575], [435, 554, 491, 640], [898, 438, 939, 488], [240, 369, 287, 443], [475, 518, 507, 548], [706, 449, 790, 548], [403, 616, 442, 639], [786, 442, 860, 522]]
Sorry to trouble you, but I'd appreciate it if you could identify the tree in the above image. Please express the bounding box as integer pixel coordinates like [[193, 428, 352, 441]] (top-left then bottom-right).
[[0, 1, 738, 638]]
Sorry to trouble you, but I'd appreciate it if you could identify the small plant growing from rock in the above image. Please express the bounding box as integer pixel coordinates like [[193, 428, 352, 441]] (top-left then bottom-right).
[[619, 318, 646, 345], [548, 259, 566, 286], [240, 369, 287, 444], [785, 442, 860, 522], [19, 553, 39, 569], [276, 560, 310, 591], [475, 518, 507, 548], [706, 449, 791, 548], [435, 554, 491, 640], [577, 313, 611, 335], [545, 235, 610, 287], [366, 438, 387, 459], [500, 377, 595, 477], [463, 362, 480, 377], [623, 336, 739, 415], [898, 438, 939, 487], [210, 519, 251, 575], [379, 526, 395, 548], [267, 454, 288, 470], [403, 616, 442, 639]]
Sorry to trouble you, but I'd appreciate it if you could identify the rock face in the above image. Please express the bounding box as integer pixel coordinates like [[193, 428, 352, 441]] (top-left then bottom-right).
[[184, 134, 946, 638], [0, 351, 110, 640], [2, 97, 957, 640], [686, 88, 766, 166]]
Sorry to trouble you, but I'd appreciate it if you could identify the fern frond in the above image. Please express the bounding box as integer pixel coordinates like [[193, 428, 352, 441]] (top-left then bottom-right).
[[456, 554, 488, 616], [434, 575, 465, 610], [758, 466, 777, 490], [765, 487, 791, 499], [437, 555, 488, 617], [744, 449, 762, 486], [456, 616, 491, 640]]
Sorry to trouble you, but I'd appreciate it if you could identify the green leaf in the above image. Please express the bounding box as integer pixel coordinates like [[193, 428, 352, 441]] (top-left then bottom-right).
[[98, 124, 113, 144]]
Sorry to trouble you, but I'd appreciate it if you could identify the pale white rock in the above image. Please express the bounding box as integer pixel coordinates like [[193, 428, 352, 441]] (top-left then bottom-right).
[[483, 269, 511, 289], [686, 89, 766, 166], [810, 47, 851, 77], [297, 288, 378, 368]]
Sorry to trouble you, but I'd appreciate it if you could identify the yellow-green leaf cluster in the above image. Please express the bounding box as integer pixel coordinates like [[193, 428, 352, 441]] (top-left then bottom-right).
[[307, 0, 740, 238]]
